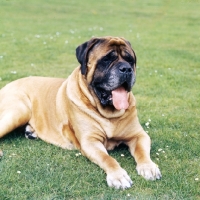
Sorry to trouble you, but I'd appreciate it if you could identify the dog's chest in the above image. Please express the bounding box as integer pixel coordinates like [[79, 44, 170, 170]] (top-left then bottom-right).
[[102, 118, 127, 140]]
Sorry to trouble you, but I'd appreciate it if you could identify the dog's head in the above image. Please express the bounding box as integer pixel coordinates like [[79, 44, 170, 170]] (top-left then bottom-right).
[[76, 36, 136, 110]]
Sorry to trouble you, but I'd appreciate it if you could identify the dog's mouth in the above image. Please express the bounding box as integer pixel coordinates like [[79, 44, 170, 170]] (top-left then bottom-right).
[[98, 82, 130, 110]]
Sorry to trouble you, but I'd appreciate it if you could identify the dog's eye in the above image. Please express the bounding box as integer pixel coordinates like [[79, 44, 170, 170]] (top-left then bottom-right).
[[123, 54, 134, 66], [102, 51, 117, 65]]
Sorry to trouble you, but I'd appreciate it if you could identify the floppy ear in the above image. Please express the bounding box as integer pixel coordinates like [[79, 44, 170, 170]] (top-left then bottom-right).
[[76, 38, 101, 75]]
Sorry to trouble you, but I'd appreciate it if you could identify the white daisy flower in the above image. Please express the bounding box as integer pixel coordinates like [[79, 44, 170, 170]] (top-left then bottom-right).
[[145, 122, 150, 126]]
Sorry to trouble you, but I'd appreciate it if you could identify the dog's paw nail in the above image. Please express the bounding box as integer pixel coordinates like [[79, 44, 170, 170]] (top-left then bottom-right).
[[25, 131, 37, 140], [107, 169, 133, 189], [136, 162, 162, 181]]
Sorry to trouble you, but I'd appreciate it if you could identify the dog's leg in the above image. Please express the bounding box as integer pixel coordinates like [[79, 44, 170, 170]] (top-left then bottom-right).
[[126, 132, 162, 181], [0, 104, 31, 138], [81, 139, 133, 189], [25, 124, 38, 140]]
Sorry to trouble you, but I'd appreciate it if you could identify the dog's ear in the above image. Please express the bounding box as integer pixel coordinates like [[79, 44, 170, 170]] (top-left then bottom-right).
[[76, 38, 101, 75]]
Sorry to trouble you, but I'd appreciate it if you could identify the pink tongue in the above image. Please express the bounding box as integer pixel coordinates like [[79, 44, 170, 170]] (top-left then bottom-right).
[[111, 87, 129, 110]]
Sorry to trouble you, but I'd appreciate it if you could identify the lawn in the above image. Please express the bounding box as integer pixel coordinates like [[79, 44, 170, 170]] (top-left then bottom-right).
[[0, 0, 200, 199]]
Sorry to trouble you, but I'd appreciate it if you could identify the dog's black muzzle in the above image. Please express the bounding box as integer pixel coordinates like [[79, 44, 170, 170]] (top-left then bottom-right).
[[91, 61, 135, 107]]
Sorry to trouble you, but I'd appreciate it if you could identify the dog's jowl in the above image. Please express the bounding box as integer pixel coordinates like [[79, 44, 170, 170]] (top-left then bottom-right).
[[0, 36, 161, 189]]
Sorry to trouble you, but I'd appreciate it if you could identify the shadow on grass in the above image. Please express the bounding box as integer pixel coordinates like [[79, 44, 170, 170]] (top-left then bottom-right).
[[1, 126, 26, 141]]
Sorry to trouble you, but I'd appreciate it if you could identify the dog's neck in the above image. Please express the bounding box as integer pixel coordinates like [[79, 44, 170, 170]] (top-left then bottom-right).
[[77, 68, 131, 119]]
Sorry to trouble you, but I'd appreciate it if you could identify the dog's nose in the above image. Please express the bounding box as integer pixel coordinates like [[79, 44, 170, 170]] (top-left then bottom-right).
[[119, 65, 132, 74]]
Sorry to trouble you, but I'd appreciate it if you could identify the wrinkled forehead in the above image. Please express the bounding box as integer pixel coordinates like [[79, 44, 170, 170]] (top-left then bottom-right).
[[90, 37, 135, 59]]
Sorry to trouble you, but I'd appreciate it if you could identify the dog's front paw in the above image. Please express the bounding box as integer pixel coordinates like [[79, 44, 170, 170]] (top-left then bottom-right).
[[136, 162, 162, 180], [106, 168, 133, 189]]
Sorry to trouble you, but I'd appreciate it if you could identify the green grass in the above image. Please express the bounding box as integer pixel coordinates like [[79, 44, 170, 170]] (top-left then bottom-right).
[[0, 0, 200, 199]]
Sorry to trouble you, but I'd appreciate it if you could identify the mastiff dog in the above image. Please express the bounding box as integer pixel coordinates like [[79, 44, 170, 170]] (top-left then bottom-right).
[[0, 36, 161, 189]]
